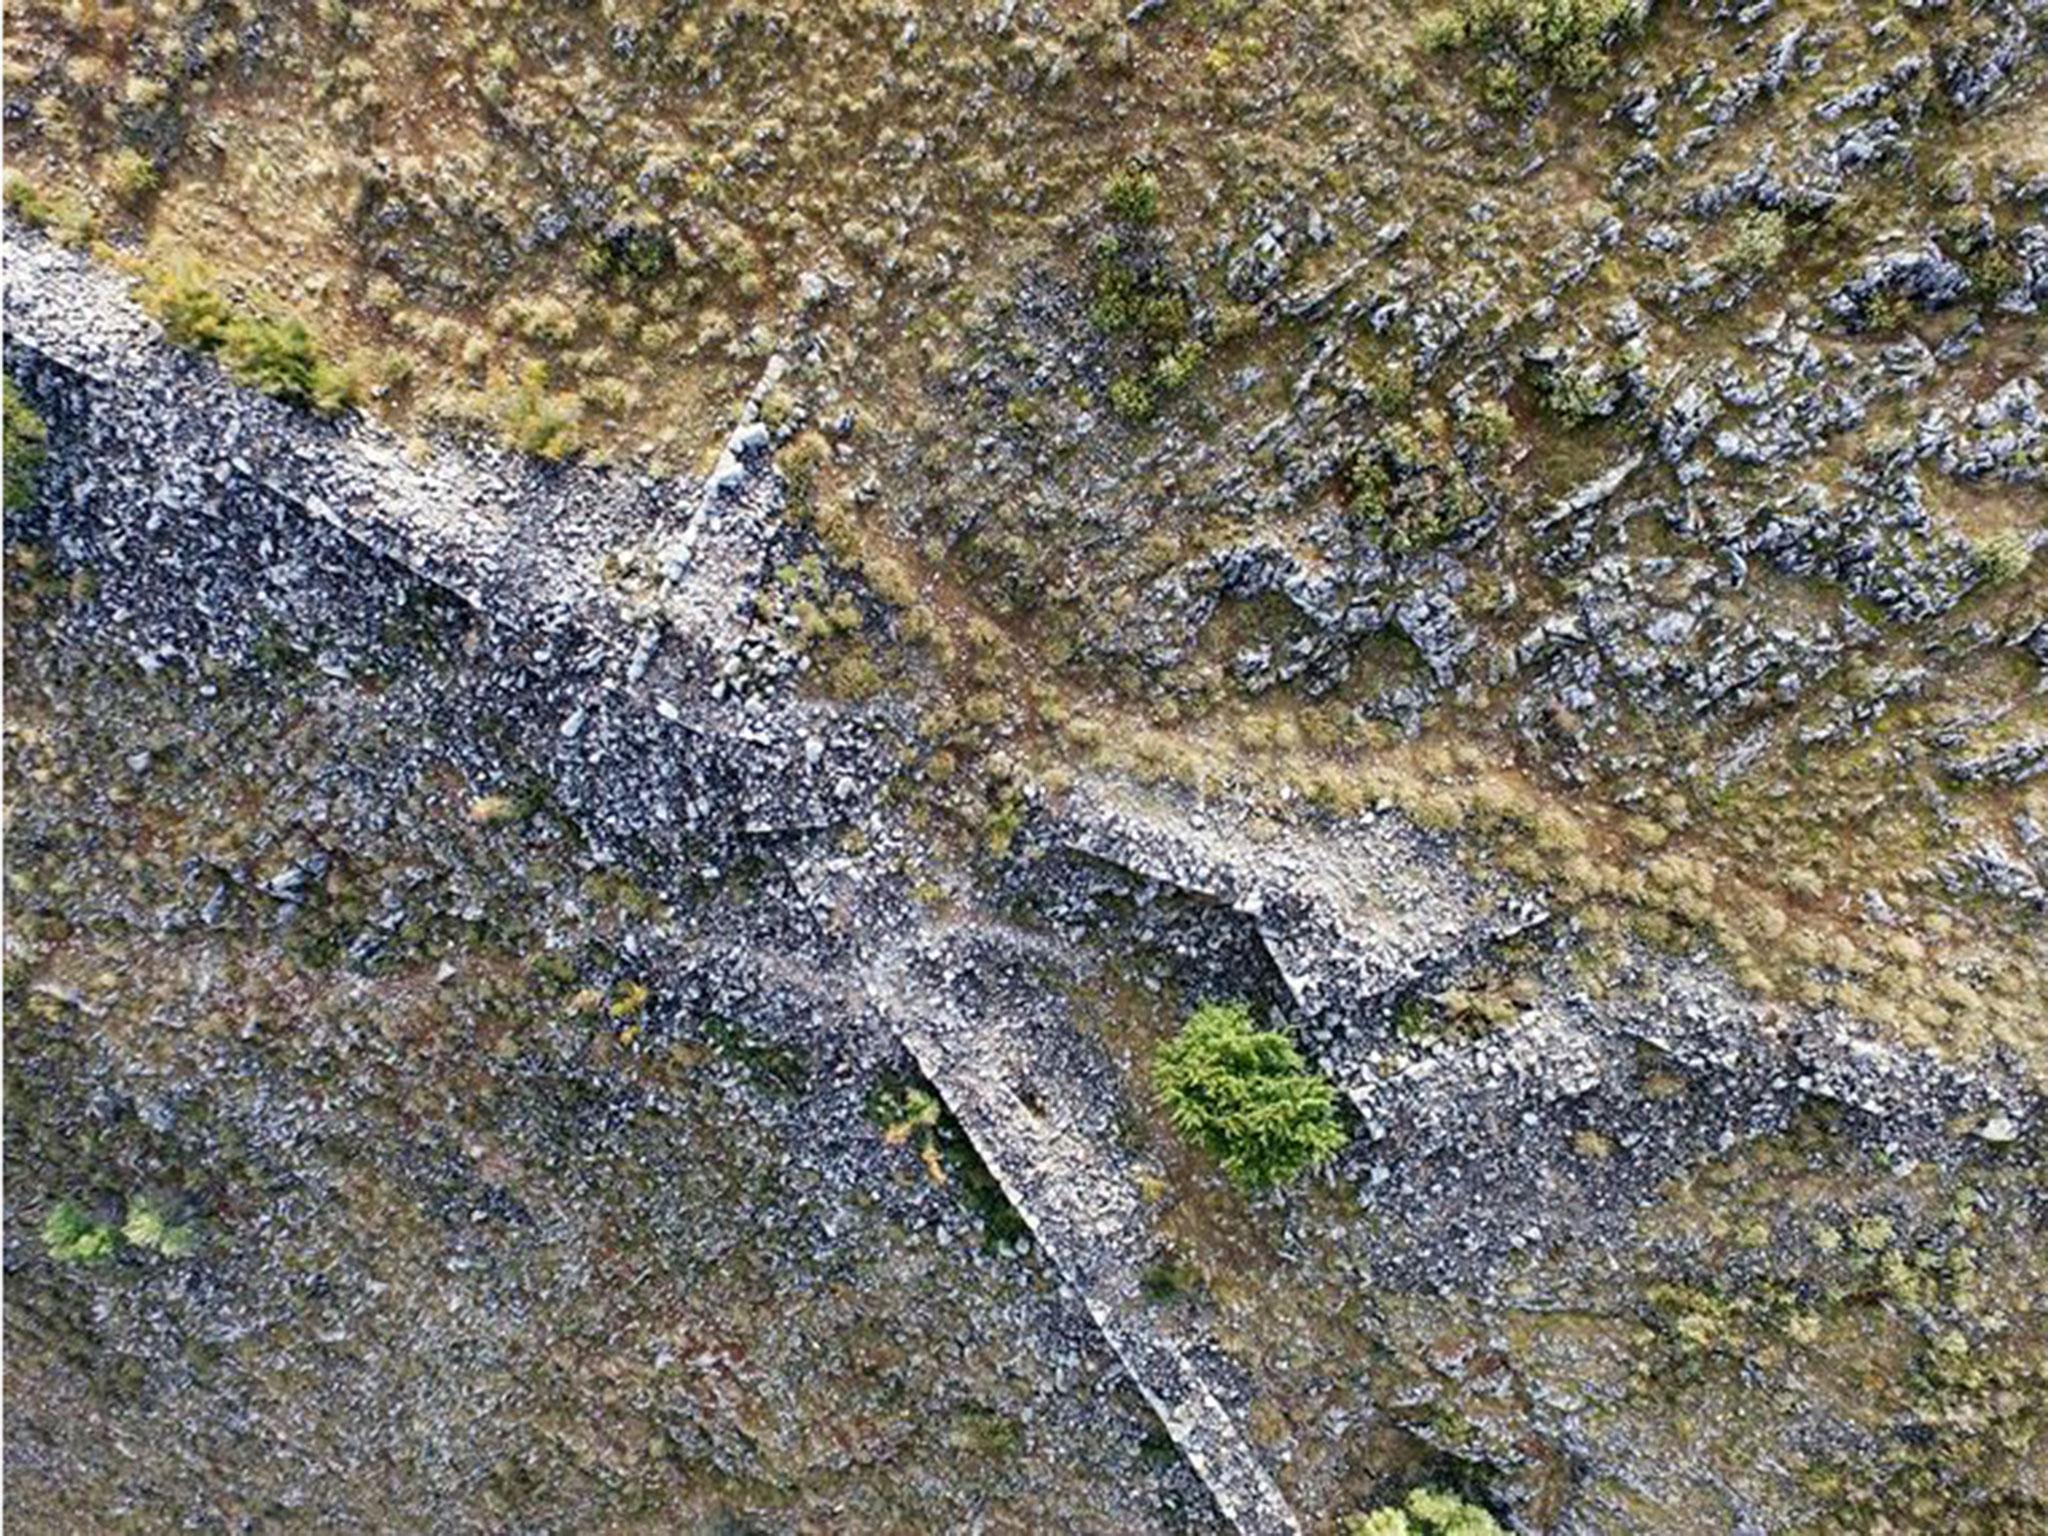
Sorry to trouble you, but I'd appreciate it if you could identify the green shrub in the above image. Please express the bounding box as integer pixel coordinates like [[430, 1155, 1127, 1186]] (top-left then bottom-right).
[[1103, 167, 1161, 226], [4, 171, 53, 224], [43, 1196, 199, 1262], [1719, 209, 1788, 280], [500, 360, 582, 459], [1349, 431, 1479, 554], [42, 1201, 120, 1263], [1140, 1257, 1201, 1302], [225, 313, 360, 412], [1154, 1001, 1345, 1189], [1343, 1487, 1505, 1536], [1090, 246, 1189, 344], [1462, 397, 1515, 454], [1973, 529, 2033, 586], [122, 1197, 200, 1257], [4, 171, 95, 245], [1152, 339, 1207, 392], [1109, 372, 1157, 422], [140, 263, 359, 414], [222, 314, 319, 401], [870, 1077, 1029, 1250], [1538, 355, 1617, 425], [4, 380, 48, 513], [1423, 0, 1647, 89], [106, 147, 160, 204], [141, 262, 236, 349], [584, 218, 675, 284]]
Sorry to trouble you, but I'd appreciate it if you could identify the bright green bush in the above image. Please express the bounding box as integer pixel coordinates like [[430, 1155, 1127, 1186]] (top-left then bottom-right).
[[1103, 167, 1162, 226], [1343, 1487, 1506, 1536], [121, 1197, 200, 1257], [1154, 1001, 1345, 1189], [5, 379, 48, 512], [41, 1196, 199, 1262], [583, 218, 675, 284], [42, 1202, 120, 1263]]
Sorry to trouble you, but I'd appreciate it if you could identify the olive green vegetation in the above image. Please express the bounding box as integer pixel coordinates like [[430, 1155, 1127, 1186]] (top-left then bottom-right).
[[1420, 0, 1648, 90], [498, 360, 582, 461], [138, 262, 360, 415], [1975, 528, 2035, 586], [3, 168, 93, 245], [1344, 1488, 1506, 1536], [5, 379, 47, 511], [1154, 1001, 1345, 1191], [40, 1196, 196, 1263], [870, 1076, 1031, 1250]]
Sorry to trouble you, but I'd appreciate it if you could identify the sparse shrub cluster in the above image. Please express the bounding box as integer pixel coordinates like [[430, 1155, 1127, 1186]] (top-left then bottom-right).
[[42, 1196, 199, 1262], [1718, 209, 1790, 281], [223, 316, 344, 408], [106, 147, 159, 204], [1349, 418, 1485, 554], [869, 1076, 1030, 1250], [4, 171, 94, 245], [1103, 167, 1162, 227], [5, 379, 48, 512], [1089, 246, 1207, 422], [1973, 529, 2033, 586], [1421, 0, 1649, 90], [139, 262, 360, 414], [1090, 241, 1189, 342], [1154, 1001, 1345, 1190], [1109, 371, 1159, 422], [1344, 1488, 1505, 1536], [41, 1201, 120, 1262], [1086, 169, 1212, 425], [583, 216, 677, 286], [1533, 351, 1621, 425], [498, 359, 582, 460]]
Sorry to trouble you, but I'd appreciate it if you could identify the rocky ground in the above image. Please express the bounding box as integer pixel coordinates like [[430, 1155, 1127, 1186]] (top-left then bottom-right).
[[6, 230, 2047, 1532], [4, 0, 2047, 1528]]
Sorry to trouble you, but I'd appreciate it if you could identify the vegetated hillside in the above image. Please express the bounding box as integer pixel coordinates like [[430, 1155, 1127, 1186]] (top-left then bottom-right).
[[6, 0, 2044, 1058]]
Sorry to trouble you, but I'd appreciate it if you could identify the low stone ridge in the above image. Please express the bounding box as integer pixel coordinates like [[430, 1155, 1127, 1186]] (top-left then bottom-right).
[[1018, 789, 2033, 1295], [5, 233, 881, 849], [6, 225, 2041, 1531], [1045, 781, 1547, 1074]]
